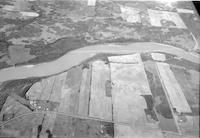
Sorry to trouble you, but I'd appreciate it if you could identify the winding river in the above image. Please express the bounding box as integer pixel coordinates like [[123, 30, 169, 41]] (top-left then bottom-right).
[[0, 42, 199, 82]]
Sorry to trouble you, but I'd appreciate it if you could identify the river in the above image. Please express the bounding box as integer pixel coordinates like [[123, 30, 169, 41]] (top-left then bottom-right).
[[0, 42, 199, 82]]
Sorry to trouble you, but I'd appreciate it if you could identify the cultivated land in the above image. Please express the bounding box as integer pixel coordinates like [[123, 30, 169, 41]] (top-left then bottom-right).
[[0, 53, 199, 138]]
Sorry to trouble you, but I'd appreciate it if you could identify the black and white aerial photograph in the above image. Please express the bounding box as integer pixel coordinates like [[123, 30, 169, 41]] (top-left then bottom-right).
[[0, 0, 199, 137]]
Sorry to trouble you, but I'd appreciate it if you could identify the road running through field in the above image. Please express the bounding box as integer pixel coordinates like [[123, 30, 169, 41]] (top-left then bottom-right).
[[0, 42, 199, 82]]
